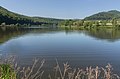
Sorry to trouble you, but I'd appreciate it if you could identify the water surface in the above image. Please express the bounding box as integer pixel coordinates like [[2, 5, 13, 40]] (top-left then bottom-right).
[[0, 28, 120, 74]]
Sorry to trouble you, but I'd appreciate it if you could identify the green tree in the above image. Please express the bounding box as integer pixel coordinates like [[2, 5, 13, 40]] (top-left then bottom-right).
[[112, 18, 117, 27], [94, 21, 100, 27], [89, 21, 94, 27], [75, 20, 84, 26], [83, 21, 89, 27], [101, 20, 107, 26]]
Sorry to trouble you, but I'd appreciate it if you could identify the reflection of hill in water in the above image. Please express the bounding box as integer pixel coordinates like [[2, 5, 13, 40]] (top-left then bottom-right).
[[0, 28, 120, 44], [84, 28, 120, 42], [0, 30, 27, 44], [0, 29, 60, 44]]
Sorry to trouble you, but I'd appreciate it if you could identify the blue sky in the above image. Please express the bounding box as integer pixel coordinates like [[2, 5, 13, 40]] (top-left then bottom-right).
[[0, 0, 120, 19]]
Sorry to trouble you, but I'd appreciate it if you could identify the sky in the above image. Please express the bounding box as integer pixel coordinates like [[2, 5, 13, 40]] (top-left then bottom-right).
[[0, 0, 120, 19]]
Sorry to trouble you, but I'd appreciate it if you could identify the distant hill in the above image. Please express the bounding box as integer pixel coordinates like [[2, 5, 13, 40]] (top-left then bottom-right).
[[0, 6, 63, 25], [84, 10, 120, 20]]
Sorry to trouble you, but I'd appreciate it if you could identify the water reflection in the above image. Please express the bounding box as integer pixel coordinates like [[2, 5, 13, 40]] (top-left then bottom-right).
[[0, 28, 120, 44], [0, 29, 60, 44], [84, 28, 120, 42]]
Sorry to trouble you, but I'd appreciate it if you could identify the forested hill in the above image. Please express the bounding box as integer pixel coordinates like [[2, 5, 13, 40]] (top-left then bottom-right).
[[84, 10, 120, 20], [0, 6, 63, 25]]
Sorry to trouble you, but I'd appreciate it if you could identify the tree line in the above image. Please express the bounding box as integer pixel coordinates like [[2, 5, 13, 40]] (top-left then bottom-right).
[[59, 18, 120, 28], [0, 6, 63, 26]]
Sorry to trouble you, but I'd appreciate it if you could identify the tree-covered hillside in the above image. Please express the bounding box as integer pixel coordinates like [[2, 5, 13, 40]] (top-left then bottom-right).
[[84, 10, 120, 20], [0, 6, 63, 25]]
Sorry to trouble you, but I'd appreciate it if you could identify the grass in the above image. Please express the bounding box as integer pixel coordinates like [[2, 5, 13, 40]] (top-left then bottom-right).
[[0, 64, 16, 79], [51, 59, 120, 79], [0, 56, 120, 79]]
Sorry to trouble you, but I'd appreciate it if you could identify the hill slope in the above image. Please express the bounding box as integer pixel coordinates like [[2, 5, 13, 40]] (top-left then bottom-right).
[[0, 6, 63, 25], [84, 10, 120, 20]]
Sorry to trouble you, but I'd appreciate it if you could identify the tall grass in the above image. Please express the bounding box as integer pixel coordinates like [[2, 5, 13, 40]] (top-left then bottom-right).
[[49, 59, 120, 79], [0, 56, 120, 79]]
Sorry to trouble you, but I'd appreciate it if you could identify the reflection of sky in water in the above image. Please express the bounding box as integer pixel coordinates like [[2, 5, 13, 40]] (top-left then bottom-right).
[[0, 30, 120, 73]]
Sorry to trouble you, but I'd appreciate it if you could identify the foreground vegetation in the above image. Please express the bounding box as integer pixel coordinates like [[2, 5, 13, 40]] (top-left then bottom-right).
[[0, 64, 16, 79], [0, 56, 120, 79]]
